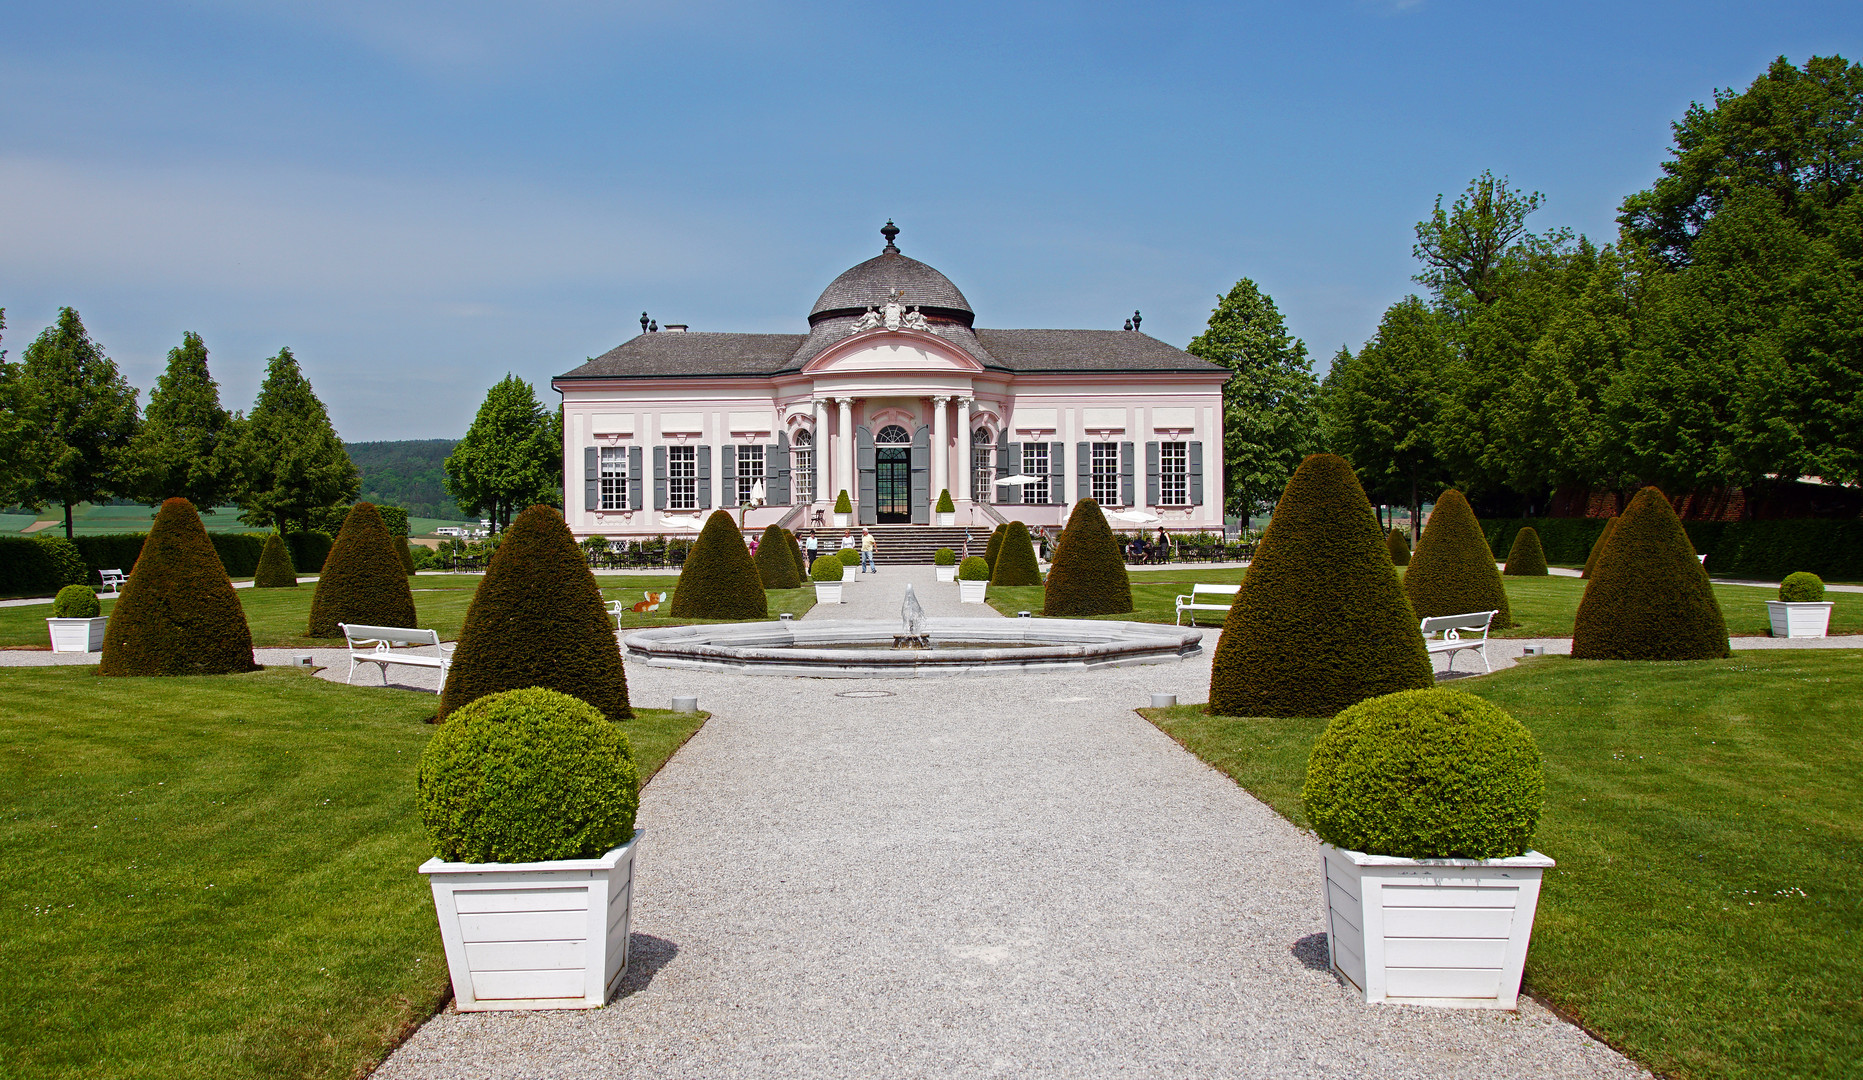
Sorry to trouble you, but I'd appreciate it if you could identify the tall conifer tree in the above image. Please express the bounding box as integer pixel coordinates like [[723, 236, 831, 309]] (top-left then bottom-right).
[[132, 331, 234, 509], [231, 348, 359, 535]]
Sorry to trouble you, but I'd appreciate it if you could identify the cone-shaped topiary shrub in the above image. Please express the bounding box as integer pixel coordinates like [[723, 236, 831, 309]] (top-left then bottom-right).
[[984, 525, 1005, 572], [1386, 527, 1410, 566], [1572, 487, 1729, 660], [754, 523, 800, 589], [52, 584, 100, 618], [667, 510, 769, 620], [1403, 489, 1510, 626], [1303, 688, 1543, 859], [1207, 454, 1433, 718], [935, 489, 955, 513], [439, 504, 633, 722], [810, 555, 844, 582], [934, 547, 956, 566], [400, 538, 417, 577], [253, 532, 298, 588], [784, 529, 806, 584], [419, 687, 638, 863], [834, 490, 852, 514], [990, 521, 1042, 586], [1780, 572, 1826, 603], [1581, 516, 1618, 579], [959, 555, 990, 580], [1042, 499, 1132, 616], [308, 503, 417, 638], [99, 498, 258, 676], [1503, 526, 1548, 576]]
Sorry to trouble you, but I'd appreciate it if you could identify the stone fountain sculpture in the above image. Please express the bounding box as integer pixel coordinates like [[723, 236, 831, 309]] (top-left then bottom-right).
[[894, 584, 930, 649]]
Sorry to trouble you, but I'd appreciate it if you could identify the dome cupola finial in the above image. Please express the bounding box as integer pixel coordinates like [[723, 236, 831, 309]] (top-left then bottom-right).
[[881, 220, 900, 253]]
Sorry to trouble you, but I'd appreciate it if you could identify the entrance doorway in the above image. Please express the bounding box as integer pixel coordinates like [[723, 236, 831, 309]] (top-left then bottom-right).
[[876, 448, 910, 523]]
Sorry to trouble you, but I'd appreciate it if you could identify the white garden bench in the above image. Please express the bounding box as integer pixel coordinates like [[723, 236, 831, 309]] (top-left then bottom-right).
[[99, 569, 127, 597], [1175, 583, 1240, 626], [337, 623, 454, 692], [1420, 610, 1498, 675]]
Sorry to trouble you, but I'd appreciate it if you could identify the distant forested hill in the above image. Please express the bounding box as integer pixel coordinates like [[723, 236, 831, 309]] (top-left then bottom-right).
[[346, 440, 465, 520]]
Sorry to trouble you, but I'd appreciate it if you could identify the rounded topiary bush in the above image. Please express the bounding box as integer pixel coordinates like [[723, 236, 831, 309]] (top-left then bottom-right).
[[1302, 688, 1544, 860], [668, 510, 769, 620], [1042, 498, 1132, 616], [984, 525, 1005, 572], [834, 490, 852, 514], [1503, 526, 1549, 576], [439, 504, 633, 722], [1207, 454, 1433, 718], [1404, 489, 1510, 626], [52, 584, 100, 619], [308, 503, 417, 638], [838, 546, 860, 567], [1386, 527, 1410, 567], [99, 498, 258, 676], [1572, 486, 1729, 660], [1581, 516, 1618, 579], [990, 521, 1042, 586], [959, 555, 990, 580], [1780, 572, 1826, 602], [934, 547, 956, 566], [253, 532, 298, 588], [810, 555, 844, 582], [418, 687, 639, 863], [754, 523, 800, 589]]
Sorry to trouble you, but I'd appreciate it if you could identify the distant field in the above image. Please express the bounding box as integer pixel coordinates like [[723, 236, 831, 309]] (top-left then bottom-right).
[[4, 505, 477, 537]]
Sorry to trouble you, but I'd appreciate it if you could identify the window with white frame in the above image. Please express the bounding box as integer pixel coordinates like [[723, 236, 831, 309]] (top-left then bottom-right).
[[792, 429, 814, 504], [736, 445, 764, 505], [1023, 443, 1050, 505], [1091, 442, 1120, 505], [668, 445, 697, 510], [1160, 441, 1188, 505], [972, 428, 994, 500], [599, 446, 629, 510]]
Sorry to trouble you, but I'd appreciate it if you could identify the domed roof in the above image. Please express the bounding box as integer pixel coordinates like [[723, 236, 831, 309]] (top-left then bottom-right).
[[809, 222, 974, 327]]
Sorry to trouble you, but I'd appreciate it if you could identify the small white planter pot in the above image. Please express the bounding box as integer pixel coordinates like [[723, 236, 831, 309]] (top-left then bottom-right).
[[935, 565, 957, 583], [958, 579, 988, 604], [422, 833, 639, 1011], [1320, 843, 1553, 1010], [832, 513, 849, 528], [47, 617, 108, 653], [1766, 600, 1832, 638], [936, 512, 955, 527], [813, 581, 843, 604]]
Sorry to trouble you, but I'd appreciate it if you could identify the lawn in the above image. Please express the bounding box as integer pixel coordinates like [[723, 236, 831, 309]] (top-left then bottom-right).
[[0, 665, 706, 1080], [985, 567, 1863, 638], [0, 573, 817, 649], [1145, 651, 1863, 1080]]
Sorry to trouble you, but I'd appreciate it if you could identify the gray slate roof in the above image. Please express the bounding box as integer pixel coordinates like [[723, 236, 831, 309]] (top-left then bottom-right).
[[975, 329, 1225, 373], [809, 251, 974, 324]]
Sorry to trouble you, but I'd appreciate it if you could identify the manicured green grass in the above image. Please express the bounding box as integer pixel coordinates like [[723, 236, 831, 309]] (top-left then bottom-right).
[[1146, 651, 1863, 1080], [0, 574, 816, 649], [987, 567, 1863, 638], [0, 665, 705, 1080]]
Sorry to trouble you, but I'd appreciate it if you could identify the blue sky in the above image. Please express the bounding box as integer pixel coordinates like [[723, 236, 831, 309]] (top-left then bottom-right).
[[2, 1, 1858, 441]]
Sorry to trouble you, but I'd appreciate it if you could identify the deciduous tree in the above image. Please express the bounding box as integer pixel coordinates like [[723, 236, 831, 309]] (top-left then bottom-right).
[[1319, 299, 1452, 538], [444, 375, 560, 534], [18, 308, 141, 538]]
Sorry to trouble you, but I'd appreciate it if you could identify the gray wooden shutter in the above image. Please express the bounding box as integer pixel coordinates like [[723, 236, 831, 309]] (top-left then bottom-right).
[[768, 433, 789, 506], [1189, 441, 1204, 506], [1120, 442, 1136, 507], [721, 444, 737, 505], [628, 446, 643, 511], [583, 447, 599, 514], [910, 425, 931, 524], [696, 445, 712, 509], [1049, 441, 1066, 505], [1001, 442, 1022, 505], [856, 426, 877, 525], [1145, 441, 1161, 506], [653, 446, 667, 510], [1077, 442, 1091, 505]]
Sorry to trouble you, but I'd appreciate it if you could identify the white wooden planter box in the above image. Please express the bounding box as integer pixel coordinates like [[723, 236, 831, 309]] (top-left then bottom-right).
[[832, 512, 849, 528], [1320, 843, 1553, 1010], [935, 565, 957, 582], [422, 833, 639, 1011], [1766, 600, 1832, 638], [936, 512, 955, 527], [47, 617, 108, 653], [958, 579, 988, 603], [813, 581, 843, 604]]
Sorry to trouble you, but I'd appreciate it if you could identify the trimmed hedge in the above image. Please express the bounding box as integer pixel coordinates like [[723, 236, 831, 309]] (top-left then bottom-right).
[[934, 547, 956, 566], [52, 584, 100, 618], [990, 521, 1042, 586], [984, 525, 1005, 572], [1503, 526, 1548, 576], [668, 510, 769, 619], [98, 498, 258, 676], [419, 687, 638, 863], [1207, 454, 1433, 718], [1780, 572, 1826, 602], [38, 537, 89, 592], [438, 504, 632, 722], [1404, 489, 1510, 626], [1487, 516, 1863, 581], [1572, 487, 1730, 660], [253, 532, 297, 588], [1386, 528, 1410, 567], [0, 528, 335, 597], [810, 555, 844, 582], [959, 555, 990, 580], [754, 523, 801, 589], [1042, 499, 1132, 616], [308, 503, 417, 638], [1302, 688, 1544, 860]]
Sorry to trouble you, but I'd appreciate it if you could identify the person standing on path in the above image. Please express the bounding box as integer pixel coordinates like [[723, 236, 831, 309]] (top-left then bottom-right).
[[860, 528, 877, 573], [805, 532, 819, 562]]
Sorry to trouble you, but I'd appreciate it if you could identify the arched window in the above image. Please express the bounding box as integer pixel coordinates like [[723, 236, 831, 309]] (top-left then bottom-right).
[[876, 424, 911, 445], [971, 427, 994, 502], [791, 429, 813, 504]]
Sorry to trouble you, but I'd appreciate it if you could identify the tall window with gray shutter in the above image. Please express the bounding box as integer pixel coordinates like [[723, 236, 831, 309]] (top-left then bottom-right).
[[599, 447, 629, 510], [791, 430, 813, 504], [971, 428, 993, 501], [736, 445, 764, 505]]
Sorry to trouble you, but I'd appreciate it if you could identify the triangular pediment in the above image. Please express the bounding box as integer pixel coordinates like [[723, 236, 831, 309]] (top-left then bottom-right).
[[800, 329, 985, 375]]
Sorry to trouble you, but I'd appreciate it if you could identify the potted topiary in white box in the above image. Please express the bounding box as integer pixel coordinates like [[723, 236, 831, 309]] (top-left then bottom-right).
[[934, 547, 958, 583], [957, 555, 990, 603], [418, 687, 641, 1011], [47, 585, 108, 653], [810, 554, 845, 603], [1304, 687, 1551, 1010], [935, 489, 956, 527], [833, 490, 852, 529], [1767, 572, 1833, 638]]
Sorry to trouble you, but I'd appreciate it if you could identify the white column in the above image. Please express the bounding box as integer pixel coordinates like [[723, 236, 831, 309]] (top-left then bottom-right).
[[956, 398, 973, 503], [930, 395, 950, 502], [835, 398, 854, 506], [813, 398, 829, 505]]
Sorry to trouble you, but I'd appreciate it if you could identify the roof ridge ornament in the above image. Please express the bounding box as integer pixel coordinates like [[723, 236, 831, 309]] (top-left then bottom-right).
[[881, 220, 900, 253]]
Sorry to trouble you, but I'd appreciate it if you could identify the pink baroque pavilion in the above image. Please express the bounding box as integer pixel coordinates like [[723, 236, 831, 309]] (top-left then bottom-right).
[[554, 224, 1228, 540]]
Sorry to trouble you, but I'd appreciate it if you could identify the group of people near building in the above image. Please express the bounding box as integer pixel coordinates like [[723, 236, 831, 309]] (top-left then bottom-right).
[[757, 528, 879, 573]]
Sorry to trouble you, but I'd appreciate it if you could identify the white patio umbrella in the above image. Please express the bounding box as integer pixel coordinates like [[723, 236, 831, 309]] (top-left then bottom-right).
[[750, 479, 767, 504], [1108, 509, 1160, 524], [994, 474, 1042, 486], [660, 514, 705, 531]]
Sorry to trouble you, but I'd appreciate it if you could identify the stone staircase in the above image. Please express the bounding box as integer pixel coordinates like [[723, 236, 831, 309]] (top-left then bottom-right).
[[798, 525, 986, 565]]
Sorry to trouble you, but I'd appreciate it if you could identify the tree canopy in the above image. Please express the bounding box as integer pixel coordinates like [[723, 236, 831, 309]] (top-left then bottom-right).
[[231, 348, 360, 535], [1319, 299, 1451, 533], [444, 375, 561, 533], [17, 308, 141, 538], [131, 331, 235, 509]]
